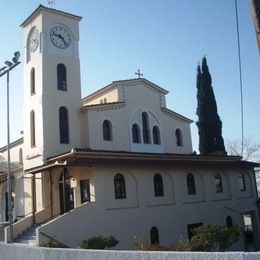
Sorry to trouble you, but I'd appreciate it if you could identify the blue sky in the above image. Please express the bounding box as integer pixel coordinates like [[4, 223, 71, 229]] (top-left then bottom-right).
[[0, 0, 259, 154]]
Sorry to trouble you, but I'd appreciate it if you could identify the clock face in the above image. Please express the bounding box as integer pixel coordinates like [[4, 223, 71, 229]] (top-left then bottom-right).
[[50, 25, 72, 49], [28, 27, 39, 52]]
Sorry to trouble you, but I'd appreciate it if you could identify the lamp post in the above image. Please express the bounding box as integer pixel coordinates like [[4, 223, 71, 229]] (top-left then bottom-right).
[[0, 51, 21, 243]]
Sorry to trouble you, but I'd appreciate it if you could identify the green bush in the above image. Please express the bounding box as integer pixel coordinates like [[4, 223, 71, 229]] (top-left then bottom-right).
[[79, 235, 118, 249], [171, 239, 191, 251], [135, 225, 243, 252], [189, 224, 243, 251], [134, 236, 170, 251]]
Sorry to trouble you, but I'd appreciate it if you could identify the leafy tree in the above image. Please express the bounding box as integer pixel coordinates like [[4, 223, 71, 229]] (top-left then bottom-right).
[[189, 224, 243, 251], [196, 57, 226, 155], [79, 235, 118, 249]]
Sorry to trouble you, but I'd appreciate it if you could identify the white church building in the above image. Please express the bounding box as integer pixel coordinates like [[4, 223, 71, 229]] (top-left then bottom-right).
[[0, 5, 260, 250]]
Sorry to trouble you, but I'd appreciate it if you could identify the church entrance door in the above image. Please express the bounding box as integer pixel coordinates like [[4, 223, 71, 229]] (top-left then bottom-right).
[[59, 168, 74, 214]]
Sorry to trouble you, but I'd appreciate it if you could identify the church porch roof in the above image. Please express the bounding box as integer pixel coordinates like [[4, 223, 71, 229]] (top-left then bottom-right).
[[24, 149, 259, 175]]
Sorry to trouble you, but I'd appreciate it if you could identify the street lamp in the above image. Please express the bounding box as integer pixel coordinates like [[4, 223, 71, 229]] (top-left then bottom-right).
[[0, 51, 21, 243]]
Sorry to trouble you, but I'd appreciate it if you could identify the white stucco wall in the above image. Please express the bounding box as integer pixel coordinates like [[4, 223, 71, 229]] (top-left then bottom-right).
[[38, 164, 260, 250], [22, 8, 82, 170], [83, 80, 193, 154]]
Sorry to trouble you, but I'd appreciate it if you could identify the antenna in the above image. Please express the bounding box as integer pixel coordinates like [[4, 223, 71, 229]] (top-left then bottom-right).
[[47, 0, 56, 7]]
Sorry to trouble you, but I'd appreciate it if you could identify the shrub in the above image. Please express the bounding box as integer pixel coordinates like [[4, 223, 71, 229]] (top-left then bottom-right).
[[134, 236, 169, 251], [171, 239, 191, 251], [79, 235, 118, 249], [189, 224, 243, 251]]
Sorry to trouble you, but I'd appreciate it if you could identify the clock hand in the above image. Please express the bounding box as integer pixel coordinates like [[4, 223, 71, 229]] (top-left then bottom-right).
[[53, 33, 68, 46]]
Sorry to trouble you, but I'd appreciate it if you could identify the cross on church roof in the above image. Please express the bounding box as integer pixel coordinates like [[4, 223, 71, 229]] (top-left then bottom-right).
[[135, 69, 143, 78]]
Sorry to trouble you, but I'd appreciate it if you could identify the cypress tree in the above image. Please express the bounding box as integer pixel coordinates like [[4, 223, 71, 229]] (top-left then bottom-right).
[[196, 57, 226, 155]]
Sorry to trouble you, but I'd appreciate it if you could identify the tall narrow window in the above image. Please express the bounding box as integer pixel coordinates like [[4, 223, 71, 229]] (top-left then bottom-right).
[[175, 128, 183, 146], [154, 173, 164, 197], [142, 112, 150, 144], [214, 173, 223, 193], [132, 124, 141, 143], [103, 120, 112, 141], [57, 64, 67, 91], [238, 173, 246, 191], [30, 67, 35, 94], [30, 110, 36, 147], [59, 106, 69, 144], [187, 173, 196, 195], [150, 227, 159, 245], [152, 126, 161, 145], [80, 179, 90, 203], [226, 216, 233, 227], [114, 173, 126, 199]]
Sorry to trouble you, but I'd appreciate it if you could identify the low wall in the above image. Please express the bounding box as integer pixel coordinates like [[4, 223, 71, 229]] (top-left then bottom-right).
[[0, 243, 259, 260], [4, 214, 33, 242]]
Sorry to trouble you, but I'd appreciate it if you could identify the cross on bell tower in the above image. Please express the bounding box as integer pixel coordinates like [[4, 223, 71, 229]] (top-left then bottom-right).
[[135, 69, 143, 78]]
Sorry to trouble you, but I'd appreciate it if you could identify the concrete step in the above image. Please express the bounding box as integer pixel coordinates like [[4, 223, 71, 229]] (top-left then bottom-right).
[[14, 225, 38, 246]]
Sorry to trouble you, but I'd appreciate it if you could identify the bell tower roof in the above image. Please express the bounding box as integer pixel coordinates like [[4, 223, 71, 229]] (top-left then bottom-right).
[[20, 4, 82, 28]]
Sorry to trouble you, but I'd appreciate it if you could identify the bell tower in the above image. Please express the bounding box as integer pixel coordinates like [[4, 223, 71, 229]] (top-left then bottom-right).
[[21, 5, 82, 170]]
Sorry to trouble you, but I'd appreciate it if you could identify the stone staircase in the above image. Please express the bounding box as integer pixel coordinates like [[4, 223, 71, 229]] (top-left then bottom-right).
[[14, 225, 38, 246]]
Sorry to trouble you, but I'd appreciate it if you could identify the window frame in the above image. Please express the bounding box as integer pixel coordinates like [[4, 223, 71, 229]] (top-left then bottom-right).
[[114, 173, 126, 199], [59, 106, 70, 144], [187, 173, 196, 195], [150, 226, 160, 245], [132, 123, 141, 143], [175, 128, 183, 146], [80, 179, 90, 203], [152, 125, 161, 145], [57, 63, 67, 91], [103, 120, 112, 141], [238, 173, 246, 191], [154, 173, 164, 197], [214, 173, 223, 193], [142, 112, 150, 144], [30, 67, 35, 95]]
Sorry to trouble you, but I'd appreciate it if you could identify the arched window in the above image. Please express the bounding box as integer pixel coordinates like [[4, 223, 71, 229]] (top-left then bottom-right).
[[187, 173, 196, 195], [152, 126, 161, 145], [150, 227, 159, 245], [226, 216, 233, 227], [57, 64, 67, 91], [154, 173, 164, 197], [103, 120, 112, 141], [132, 124, 141, 143], [59, 106, 69, 144], [30, 110, 36, 147], [238, 173, 246, 191], [30, 67, 35, 94], [142, 112, 150, 144], [214, 173, 223, 193], [19, 148, 23, 164], [114, 173, 126, 199], [175, 128, 183, 146]]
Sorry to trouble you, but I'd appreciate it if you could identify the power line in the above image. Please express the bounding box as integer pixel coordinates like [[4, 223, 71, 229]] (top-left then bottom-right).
[[235, 0, 244, 158]]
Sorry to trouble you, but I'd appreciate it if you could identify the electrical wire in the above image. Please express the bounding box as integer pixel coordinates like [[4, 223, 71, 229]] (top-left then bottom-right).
[[235, 0, 244, 158]]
